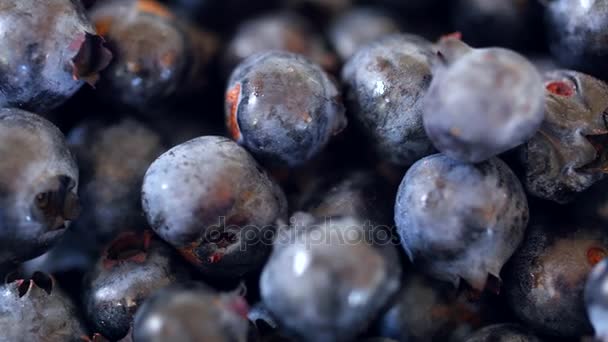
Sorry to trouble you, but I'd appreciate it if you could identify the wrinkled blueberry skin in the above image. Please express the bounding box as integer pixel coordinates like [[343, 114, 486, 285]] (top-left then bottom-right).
[[0, 0, 111, 113], [83, 231, 188, 341], [224, 12, 335, 75], [91, 0, 218, 109], [546, 0, 608, 80], [0, 109, 80, 271], [464, 324, 541, 342], [377, 272, 496, 342], [226, 52, 347, 167], [586, 259, 608, 342], [295, 170, 393, 225], [423, 38, 545, 163], [342, 34, 437, 166], [521, 70, 608, 204], [328, 8, 399, 61], [503, 222, 606, 337], [451, 0, 544, 50], [395, 154, 528, 290], [261, 217, 402, 342], [133, 284, 249, 342], [142, 136, 288, 278], [0, 273, 87, 341]]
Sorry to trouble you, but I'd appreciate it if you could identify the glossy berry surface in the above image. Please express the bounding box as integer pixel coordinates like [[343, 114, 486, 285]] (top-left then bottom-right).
[[133, 284, 249, 342], [142, 136, 288, 277], [328, 8, 399, 61], [224, 11, 335, 74], [585, 259, 608, 342], [464, 324, 541, 342], [0, 0, 111, 113], [521, 70, 608, 204], [91, 0, 218, 108], [377, 272, 496, 342], [423, 37, 545, 163], [0, 272, 87, 341], [261, 216, 401, 342], [226, 51, 346, 167], [0, 109, 80, 270], [546, 0, 608, 80], [342, 34, 437, 166], [395, 154, 528, 290], [503, 221, 606, 337], [83, 231, 188, 341]]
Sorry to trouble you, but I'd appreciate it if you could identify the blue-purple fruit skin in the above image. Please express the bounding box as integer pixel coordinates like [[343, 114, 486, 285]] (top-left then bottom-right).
[[377, 272, 493, 342], [0, 109, 80, 270], [90, 0, 217, 109], [546, 0, 608, 81], [133, 284, 249, 342], [0, 273, 87, 341], [521, 70, 608, 204], [328, 8, 399, 61], [0, 0, 111, 113], [261, 216, 401, 342], [142, 136, 288, 278], [83, 232, 188, 341], [504, 222, 605, 337], [226, 51, 346, 167], [224, 11, 335, 74], [586, 259, 608, 342], [395, 154, 528, 290], [464, 324, 542, 342], [423, 38, 545, 163], [342, 34, 436, 166]]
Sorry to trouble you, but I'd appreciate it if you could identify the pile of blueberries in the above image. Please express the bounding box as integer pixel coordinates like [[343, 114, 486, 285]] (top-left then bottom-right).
[[3, 0, 608, 341]]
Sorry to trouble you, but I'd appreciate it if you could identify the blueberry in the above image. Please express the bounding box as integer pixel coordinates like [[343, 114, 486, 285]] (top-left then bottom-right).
[[142, 136, 288, 278], [133, 284, 250, 342], [423, 37, 545, 163], [0, 272, 87, 341], [377, 272, 496, 342], [586, 259, 608, 342], [342, 34, 437, 166], [295, 170, 393, 225], [503, 221, 606, 337], [521, 70, 608, 204], [395, 154, 528, 290], [225, 51, 347, 167], [328, 8, 399, 61], [261, 216, 402, 342], [90, 0, 218, 109], [463, 324, 541, 342], [224, 12, 336, 75], [83, 231, 189, 340], [546, 0, 608, 80], [0, 109, 80, 271], [451, 0, 545, 50], [0, 0, 111, 113]]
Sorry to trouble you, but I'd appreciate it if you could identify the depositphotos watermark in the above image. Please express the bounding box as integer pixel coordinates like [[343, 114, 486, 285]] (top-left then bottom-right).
[[203, 216, 401, 251]]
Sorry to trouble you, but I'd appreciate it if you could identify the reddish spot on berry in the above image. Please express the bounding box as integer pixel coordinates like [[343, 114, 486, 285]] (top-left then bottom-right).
[[226, 83, 242, 141], [137, 0, 174, 18], [442, 32, 463, 41], [207, 253, 223, 264], [587, 247, 607, 266], [546, 81, 575, 97]]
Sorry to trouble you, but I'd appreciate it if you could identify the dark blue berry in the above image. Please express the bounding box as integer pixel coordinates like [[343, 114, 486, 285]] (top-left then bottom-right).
[[142, 136, 288, 278], [0, 109, 80, 271], [342, 34, 437, 166], [464, 324, 541, 342], [83, 231, 189, 340], [521, 70, 608, 204], [226, 51, 346, 167], [423, 37, 545, 163], [503, 221, 605, 337], [395, 154, 528, 290], [0, 0, 111, 113]]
